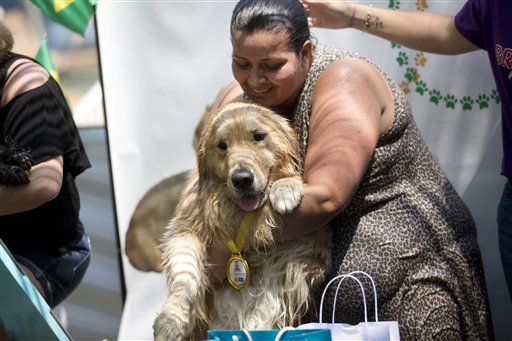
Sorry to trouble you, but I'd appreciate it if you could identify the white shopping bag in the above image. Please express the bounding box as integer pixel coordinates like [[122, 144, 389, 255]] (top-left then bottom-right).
[[298, 271, 400, 341]]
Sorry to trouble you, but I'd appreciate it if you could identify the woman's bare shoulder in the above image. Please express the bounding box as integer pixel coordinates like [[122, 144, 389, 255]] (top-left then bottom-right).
[[1, 58, 49, 107], [210, 80, 244, 112], [317, 56, 384, 88], [312, 56, 394, 134]]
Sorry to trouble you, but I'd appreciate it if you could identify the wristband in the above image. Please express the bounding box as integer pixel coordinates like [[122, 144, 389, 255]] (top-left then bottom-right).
[[348, 5, 356, 27]]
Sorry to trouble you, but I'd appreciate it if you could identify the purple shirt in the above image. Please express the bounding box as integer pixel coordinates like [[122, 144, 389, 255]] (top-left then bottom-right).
[[455, 0, 512, 181]]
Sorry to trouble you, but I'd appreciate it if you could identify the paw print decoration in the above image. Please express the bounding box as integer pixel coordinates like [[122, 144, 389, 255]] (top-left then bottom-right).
[[389, 0, 499, 111]]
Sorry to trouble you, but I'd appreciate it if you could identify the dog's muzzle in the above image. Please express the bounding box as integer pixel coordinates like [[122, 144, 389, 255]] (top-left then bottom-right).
[[231, 168, 254, 191], [230, 168, 263, 212]]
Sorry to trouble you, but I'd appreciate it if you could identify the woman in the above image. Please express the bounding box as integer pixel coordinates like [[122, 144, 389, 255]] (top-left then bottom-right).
[[207, 0, 494, 339], [0, 23, 91, 309], [302, 0, 512, 305]]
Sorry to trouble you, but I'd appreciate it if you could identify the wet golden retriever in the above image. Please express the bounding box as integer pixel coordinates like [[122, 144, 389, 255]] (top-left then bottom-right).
[[153, 101, 331, 341]]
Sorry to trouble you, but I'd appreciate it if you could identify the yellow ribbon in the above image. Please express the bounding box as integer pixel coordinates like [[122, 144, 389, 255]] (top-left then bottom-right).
[[221, 211, 255, 255]]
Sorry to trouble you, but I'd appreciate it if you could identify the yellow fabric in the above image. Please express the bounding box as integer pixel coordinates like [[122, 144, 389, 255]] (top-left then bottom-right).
[[222, 211, 255, 255]]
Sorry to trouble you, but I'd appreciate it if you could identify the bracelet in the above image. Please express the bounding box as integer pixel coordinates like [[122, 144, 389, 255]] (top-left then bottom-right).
[[363, 5, 383, 32], [363, 6, 372, 31], [347, 5, 356, 27]]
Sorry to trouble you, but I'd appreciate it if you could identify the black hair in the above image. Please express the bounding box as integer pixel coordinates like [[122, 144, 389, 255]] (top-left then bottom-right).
[[230, 0, 310, 55]]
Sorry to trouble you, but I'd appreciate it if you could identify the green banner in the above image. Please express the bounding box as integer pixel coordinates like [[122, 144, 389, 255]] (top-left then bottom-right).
[[34, 38, 61, 84]]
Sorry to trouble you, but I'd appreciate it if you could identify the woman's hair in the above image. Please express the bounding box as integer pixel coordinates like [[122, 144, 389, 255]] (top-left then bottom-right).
[[0, 22, 14, 58], [230, 0, 310, 55]]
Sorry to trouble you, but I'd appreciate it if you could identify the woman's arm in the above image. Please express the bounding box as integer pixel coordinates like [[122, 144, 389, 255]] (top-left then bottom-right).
[[0, 58, 64, 215], [278, 57, 394, 241], [301, 1, 479, 54], [0, 155, 64, 215]]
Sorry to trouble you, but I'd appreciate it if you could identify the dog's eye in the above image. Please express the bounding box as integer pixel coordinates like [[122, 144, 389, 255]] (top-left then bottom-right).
[[253, 133, 266, 142], [217, 141, 227, 150]]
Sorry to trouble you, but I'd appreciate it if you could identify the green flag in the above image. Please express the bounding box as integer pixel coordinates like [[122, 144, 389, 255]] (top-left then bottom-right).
[[31, 0, 96, 36], [35, 38, 74, 107], [35, 38, 61, 85]]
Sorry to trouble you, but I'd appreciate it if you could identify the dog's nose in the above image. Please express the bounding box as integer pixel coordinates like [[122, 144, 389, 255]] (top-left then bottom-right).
[[231, 169, 254, 190]]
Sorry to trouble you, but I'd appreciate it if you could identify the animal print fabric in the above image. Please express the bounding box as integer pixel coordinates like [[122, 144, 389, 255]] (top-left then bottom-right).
[[293, 44, 494, 340]]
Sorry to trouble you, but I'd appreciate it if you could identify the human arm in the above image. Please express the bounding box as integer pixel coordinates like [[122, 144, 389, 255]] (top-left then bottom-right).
[[0, 58, 65, 215], [0, 156, 63, 215], [301, 0, 479, 54], [276, 57, 393, 241]]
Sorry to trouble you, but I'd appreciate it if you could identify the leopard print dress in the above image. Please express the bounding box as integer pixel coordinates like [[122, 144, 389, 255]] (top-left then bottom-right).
[[293, 44, 494, 340]]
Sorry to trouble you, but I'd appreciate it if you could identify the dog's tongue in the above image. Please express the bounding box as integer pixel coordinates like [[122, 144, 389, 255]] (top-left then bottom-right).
[[240, 194, 260, 212]]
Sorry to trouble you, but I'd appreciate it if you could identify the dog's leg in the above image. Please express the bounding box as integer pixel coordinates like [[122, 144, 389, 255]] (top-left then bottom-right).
[[153, 230, 209, 341]]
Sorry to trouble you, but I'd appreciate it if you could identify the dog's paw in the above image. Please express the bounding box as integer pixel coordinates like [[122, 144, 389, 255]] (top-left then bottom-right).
[[269, 177, 304, 215], [153, 309, 190, 341]]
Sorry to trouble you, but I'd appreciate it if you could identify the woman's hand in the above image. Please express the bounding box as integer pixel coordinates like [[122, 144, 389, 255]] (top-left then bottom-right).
[[0, 156, 63, 215], [301, 0, 354, 29]]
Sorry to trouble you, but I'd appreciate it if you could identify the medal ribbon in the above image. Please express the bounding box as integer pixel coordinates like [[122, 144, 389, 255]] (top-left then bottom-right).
[[221, 211, 255, 255], [221, 211, 255, 289]]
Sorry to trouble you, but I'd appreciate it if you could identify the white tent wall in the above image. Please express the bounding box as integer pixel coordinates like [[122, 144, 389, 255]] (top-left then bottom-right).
[[96, 1, 510, 339]]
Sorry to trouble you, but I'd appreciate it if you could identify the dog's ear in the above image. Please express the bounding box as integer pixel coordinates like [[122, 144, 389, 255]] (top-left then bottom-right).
[[196, 133, 210, 183], [260, 111, 303, 177], [193, 104, 212, 153], [196, 110, 220, 183], [278, 128, 303, 177]]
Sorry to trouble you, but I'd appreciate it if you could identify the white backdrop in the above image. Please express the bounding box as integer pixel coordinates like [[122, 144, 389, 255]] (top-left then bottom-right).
[[96, 1, 510, 339]]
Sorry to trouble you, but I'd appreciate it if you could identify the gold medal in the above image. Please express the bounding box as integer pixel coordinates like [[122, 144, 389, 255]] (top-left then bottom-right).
[[226, 253, 250, 290], [220, 211, 255, 290]]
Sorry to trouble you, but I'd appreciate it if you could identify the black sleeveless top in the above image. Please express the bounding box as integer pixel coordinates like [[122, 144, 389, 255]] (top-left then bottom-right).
[[0, 52, 91, 253]]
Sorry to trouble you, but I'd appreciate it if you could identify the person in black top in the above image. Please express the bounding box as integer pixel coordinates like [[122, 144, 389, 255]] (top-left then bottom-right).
[[0, 22, 91, 309]]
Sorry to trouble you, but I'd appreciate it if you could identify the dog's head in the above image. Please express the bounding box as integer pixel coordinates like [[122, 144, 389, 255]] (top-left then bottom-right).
[[197, 101, 301, 212]]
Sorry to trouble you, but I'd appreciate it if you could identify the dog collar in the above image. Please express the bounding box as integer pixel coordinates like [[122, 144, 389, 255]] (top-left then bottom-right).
[[222, 211, 255, 290]]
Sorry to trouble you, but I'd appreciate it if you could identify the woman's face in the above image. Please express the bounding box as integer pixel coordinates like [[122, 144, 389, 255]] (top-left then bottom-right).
[[231, 29, 311, 116]]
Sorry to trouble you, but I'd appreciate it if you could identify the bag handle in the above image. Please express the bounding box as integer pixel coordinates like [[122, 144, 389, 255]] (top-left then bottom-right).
[[333, 271, 379, 323], [274, 327, 297, 341], [320, 274, 366, 324], [239, 329, 253, 341], [319, 271, 379, 324], [239, 326, 296, 341]]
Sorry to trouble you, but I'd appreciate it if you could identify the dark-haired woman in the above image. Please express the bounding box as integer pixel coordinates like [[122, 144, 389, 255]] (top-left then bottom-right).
[[0, 22, 91, 311], [205, 0, 494, 340]]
